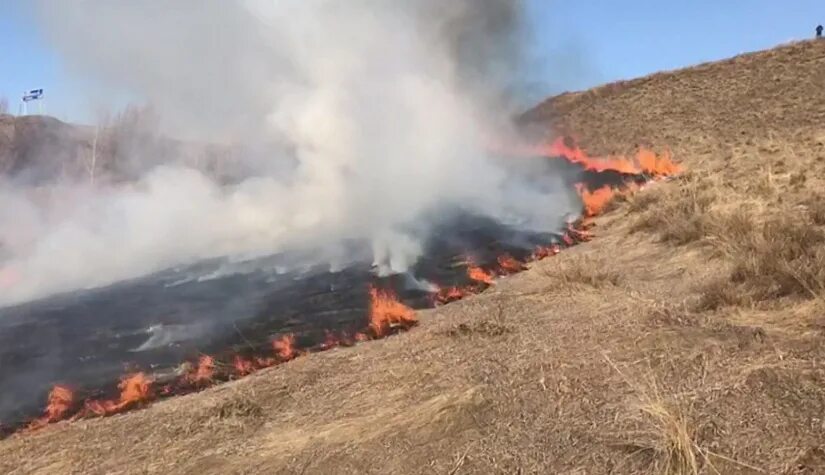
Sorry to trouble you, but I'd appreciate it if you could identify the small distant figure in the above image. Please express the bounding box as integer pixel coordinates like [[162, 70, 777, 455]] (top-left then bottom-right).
[[817, 24, 823, 38]]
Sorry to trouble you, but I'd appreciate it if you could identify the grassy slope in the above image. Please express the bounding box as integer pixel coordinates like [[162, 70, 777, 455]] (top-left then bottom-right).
[[3, 40, 825, 475]]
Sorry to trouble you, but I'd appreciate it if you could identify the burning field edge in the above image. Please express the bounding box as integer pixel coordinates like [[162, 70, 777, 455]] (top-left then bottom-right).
[[1, 138, 682, 439]]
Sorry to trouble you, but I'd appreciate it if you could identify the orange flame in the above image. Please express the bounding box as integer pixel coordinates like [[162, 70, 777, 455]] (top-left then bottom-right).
[[320, 330, 340, 350], [467, 265, 495, 285], [497, 254, 524, 274], [435, 286, 466, 304], [233, 356, 255, 376], [638, 149, 681, 176], [27, 385, 74, 429], [576, 184, 616, 217], [85, 373, 152, 416], [368, 286, 417, 337], [188, 355, 215, 384], [255, 356, 277, 368], [566, 223, 593, 242], [506, 137, 681, 178], [547, 137, 641, 174], [533, 244, 561, 260], [272, 334, 297, 361]]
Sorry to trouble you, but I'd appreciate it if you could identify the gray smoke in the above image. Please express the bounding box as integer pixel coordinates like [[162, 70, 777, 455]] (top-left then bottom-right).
[[0, 0, 576, 307]]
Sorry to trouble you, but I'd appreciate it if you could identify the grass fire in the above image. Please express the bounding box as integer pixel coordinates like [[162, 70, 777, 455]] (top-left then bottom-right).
[[1, 142, 679, 438], [4, 2, 825, 473]]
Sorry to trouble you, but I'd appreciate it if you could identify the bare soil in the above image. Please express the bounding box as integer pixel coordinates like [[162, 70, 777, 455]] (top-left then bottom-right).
[[3, 39, 825, 474]]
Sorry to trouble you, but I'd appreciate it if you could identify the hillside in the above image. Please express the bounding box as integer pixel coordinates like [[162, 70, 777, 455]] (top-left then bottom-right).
[[3, 39, 825, 474], [0, 112, 238, 185]]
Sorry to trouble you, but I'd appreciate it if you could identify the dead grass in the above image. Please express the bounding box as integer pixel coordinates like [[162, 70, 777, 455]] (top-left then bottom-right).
[[445, 320, 512, 338], [694, 277, 748, 312], [800, 192, 825, 225], [547, 255, 623, 287], [193, 389, 265, 431], [629, 173, 718, 245], [636, 400, 700, 475], [606, 357, 703, 475], [708, 212, 825, 302]]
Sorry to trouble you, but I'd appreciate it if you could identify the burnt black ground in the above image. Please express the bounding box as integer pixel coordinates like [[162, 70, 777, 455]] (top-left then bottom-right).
[[0, 156, 633, 429]]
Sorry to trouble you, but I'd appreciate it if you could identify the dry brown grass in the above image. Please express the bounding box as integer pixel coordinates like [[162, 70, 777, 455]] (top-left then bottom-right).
[[5, 39, 825, 475], [548, 255, 623, 287], [629, 173, 718, 245], [694, 277, 748, 312], [636, 400, 700, 475], [801, 192, 825, 225], [606, 357, 703, 475], [711, 213, 825, 301]]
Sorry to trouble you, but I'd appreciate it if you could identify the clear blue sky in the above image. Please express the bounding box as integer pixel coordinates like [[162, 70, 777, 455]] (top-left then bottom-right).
[[1, 1, 823, 122]]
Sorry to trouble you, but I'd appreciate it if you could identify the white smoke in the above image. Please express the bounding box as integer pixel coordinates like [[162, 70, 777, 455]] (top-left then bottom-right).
[[0, 0, 575, 307]]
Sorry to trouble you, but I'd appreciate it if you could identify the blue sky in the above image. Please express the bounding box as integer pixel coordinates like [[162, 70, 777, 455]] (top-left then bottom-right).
[[1, 1, 823, 122]]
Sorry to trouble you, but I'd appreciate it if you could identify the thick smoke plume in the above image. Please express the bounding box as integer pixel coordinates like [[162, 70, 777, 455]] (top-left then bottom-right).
[[0, 0, 575, 307]]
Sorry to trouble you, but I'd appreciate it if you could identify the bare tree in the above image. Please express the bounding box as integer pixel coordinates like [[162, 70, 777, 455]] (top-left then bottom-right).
[[96, 103, 161, 181], [0, 97, 8, 115], [84, 124, 100, 185]]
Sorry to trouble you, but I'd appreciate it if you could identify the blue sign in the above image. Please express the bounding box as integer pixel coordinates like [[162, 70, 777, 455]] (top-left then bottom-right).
[[22, 89, 44, 102]]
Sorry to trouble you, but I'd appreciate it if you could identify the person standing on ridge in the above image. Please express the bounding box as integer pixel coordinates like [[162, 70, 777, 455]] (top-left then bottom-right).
[[817, 24, 823, 38]]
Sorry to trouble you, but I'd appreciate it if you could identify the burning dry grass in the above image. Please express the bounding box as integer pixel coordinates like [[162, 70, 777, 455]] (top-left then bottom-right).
[[6, 39, 825, 475]]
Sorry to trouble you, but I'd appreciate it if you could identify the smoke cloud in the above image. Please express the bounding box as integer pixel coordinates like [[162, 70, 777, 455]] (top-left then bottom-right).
[[0, 0, 576, 308]]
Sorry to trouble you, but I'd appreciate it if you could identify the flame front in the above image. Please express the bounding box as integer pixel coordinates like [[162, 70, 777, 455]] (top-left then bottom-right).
[[84, 373, 152, 416], [233, 356, 255, 376], [546, 137, 641, 174], [638, 149, 681, 176], [188, 355, 215, 384], [506, 136, 681, 178], [576, 184, 616, 217], [9, 133, 683, 437], [533, 244, 561, 260], [435, 286, 466, 305], [272, 334, 298, 361], [368, 286, 416, 337], [26, 385, 74, 430], [320, 330, 340, 350], [497, 254, 524, 274], [467, 265, 495, 285]]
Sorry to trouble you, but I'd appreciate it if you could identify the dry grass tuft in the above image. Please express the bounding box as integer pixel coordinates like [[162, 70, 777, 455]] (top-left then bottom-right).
[[709, 212, 825, 301], [446, 320, 512, 338], [605, 357, 703, 475], [625, 189, 663, 214], [800, 192, 825, 225], [548, 256, 623, 288], [646, 303, 701, 328], [210, 393, 264, 420], [629, 174, 718, 245], [637, 400, 700, 475], [192, 390, 265, 431], [694, 277, 748, 312]]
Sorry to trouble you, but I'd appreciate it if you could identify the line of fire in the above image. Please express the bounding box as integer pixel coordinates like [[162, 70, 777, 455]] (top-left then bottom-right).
[[0, 137, 681, 438]]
